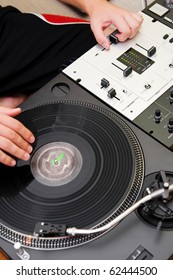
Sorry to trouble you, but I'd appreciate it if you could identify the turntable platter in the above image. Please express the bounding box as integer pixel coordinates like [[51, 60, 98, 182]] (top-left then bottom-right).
[[0, 101, 144, 249]]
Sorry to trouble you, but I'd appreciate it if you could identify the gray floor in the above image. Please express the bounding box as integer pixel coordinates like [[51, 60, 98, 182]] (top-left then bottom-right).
[[112, 0, 154, 12], [0, 0, 155, 14]]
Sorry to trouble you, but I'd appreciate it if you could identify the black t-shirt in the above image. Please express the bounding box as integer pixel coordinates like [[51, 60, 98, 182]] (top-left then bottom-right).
[[0, 5, 96, 95]]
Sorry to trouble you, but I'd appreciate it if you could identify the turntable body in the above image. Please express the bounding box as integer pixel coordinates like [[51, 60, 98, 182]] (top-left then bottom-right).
[[1, 0, 173, 260]]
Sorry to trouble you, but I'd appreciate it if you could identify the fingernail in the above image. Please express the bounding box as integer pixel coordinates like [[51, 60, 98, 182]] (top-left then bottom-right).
[[29, 136, 35, 143], [103, 42, 110, 50], [24, 153, 30, 160], [27, 146, 33, 153], [10, 160, 16, 166], [138, 12, 144, 18]]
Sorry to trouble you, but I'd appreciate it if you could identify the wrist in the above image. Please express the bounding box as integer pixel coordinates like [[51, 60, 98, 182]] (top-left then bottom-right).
[[82, 0, 108, 16]]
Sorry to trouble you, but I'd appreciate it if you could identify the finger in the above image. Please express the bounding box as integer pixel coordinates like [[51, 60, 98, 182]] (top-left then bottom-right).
[[0, 106, 22, 117], [91, 21, 111, 49], [126, 14, 144, 38], [0, 149, 16, 166], [112, 10, 144, 42], [0, 124, 33, 154], [0, 136, 31, 163], [122, 16, 140, 39], [112, 16, 131, 42], [0, 113, 35, 144], [133, 12, 144, 23]]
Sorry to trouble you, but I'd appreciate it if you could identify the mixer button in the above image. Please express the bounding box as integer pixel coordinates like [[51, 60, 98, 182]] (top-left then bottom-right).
[[167, 118, 173, 133], [163, 34, 169, 39], [144, 83, 151, 89], [154, 109, 161, 123]]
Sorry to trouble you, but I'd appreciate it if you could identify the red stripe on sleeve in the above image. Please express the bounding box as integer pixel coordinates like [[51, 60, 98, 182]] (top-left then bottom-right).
[[42, 14, 89, 24]]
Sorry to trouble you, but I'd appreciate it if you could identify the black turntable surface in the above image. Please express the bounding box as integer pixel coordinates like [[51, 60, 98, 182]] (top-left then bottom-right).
[[1, 73, 173, 260]]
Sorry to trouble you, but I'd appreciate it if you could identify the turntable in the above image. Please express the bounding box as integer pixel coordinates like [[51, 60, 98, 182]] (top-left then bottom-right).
[[1, 0, 173, 260]]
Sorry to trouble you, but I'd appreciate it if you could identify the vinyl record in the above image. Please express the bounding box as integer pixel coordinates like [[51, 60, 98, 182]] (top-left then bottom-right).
[[0, 101, 144, 249]]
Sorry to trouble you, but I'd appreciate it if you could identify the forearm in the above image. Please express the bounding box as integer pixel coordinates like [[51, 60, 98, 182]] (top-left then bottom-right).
[[58, 0, 109, 16]]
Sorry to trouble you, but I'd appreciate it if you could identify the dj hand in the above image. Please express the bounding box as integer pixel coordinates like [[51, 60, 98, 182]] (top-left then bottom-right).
[[0, 107, 35, 166], [87, 1, 143, 49]]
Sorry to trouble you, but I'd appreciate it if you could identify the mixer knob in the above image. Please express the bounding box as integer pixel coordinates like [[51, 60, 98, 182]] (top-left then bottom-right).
[[107, 88, 116, 99], [154, 109, 161, 123], [123, 66, 132, 77], [145, 83, 151, 89], [167, 118, 173, 133], [136, 43, 156, 57], [111, 63, 132, 77], [109, 30, 119, 44], [147, 46, 156, 57], [101, 78, 110, 88]]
